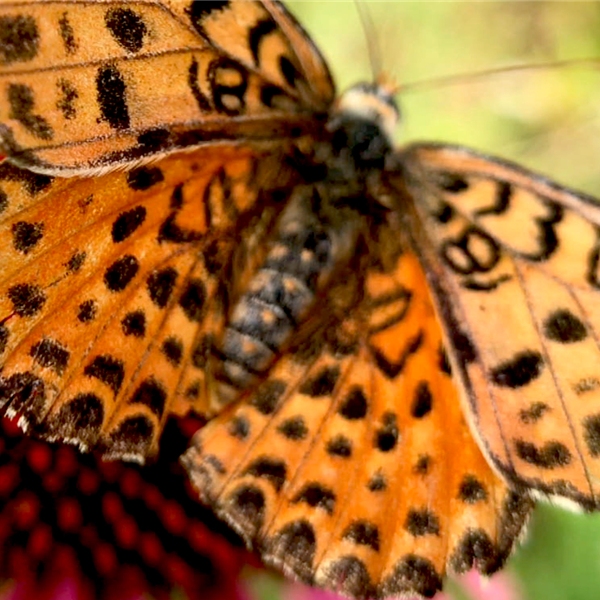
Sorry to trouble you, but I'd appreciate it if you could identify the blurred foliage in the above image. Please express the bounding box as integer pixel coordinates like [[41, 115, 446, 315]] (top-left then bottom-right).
[[281, 3, 600, 600]]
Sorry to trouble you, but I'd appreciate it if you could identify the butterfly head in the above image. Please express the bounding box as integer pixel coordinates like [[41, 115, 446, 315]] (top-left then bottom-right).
[[328, 81, 400, 170], [335, 81, 399, 144]]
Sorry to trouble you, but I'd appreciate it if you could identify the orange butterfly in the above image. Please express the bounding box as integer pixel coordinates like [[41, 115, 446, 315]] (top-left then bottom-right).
[[0, 1, 598, 598]]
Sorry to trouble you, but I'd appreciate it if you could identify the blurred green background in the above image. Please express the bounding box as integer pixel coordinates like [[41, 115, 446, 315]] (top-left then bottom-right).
[[247, 3, 600, 600]]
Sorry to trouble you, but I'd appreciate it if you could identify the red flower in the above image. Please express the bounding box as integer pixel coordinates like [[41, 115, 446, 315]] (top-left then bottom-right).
[[0, 415, 249, 600]]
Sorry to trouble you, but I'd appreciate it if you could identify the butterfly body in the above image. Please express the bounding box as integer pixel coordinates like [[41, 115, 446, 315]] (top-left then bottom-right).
[[210, 82, 398, 408], [0, 1, 599, 598]]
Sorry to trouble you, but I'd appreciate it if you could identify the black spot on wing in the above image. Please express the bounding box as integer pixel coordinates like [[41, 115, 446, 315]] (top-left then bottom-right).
[[490, 351, 544, 388], [279, 56, 301, 89], [434, 172, 469, 193], [96, 65, 130, 130], [121, 310, 145, 337], [458, 475, 488, 504], [12, 221, 43, 254], [413, 455, 432, 475], [243, 457, 286, 492], [450, 529, 500, 574], [382, 555, 442, 599], [0, 326, 8, 354], [405, 508, 440, 537], [248, 19, 276, 65], [250, 380, 286, 415], [514, 439, 571, 468], [299, 365, 339, 397], [374, 412, 399, 452], [127, 166, 164, 190], [0, 15, 39, 64], [158, 212, 204, 244], [188, 57, 211, 112], [267, 520, 315, 583], [104, 255, 139, 291], [137, 128, 170, 151], [411, 381, 433, 418], [77, 299, 97, 323], [112, 206, 147, 243], [51, 393, 104, 442], [56, 78, 78, 119], [228, 415, 250, 439], [161, 336, 183, 366], [367, 472, 386, 492], [521, 200, 562, 262], [191, 336, 211, 369], [583, 414, 600, 457], [186, 1, 230, 38], [8, 84, 53, 140], [227, 485, 264, 538], [8, 283, 46, 317], [84, 355, 125, 395], [519, 402, 549, 424], [543, 309, 587, 343], [291, 483, 336, 514], [105, 8, 147, 53], [277, 416, 308, 440], [129, 378, 166, 418], [326, 435, 352, 458], [372, 331, 423, 378], [338, 386, 368, 420], [58, 12, 77, 53], [170, 184, 184, 209], [475, 181, 512, 216], [342, 520, 380, 551], [208, 58, 248, 116], [179, 279, 206, 322], [66, 251, 86, 273], [106, 415, 154, 456], [439, 345, 452, 375], [147, 267, 177, 308], [325, 557, 374, 600], [30, 338, 70, 375]]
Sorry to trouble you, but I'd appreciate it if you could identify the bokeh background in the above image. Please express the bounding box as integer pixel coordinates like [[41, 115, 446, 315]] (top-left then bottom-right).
[[246, 3, 600, 600]]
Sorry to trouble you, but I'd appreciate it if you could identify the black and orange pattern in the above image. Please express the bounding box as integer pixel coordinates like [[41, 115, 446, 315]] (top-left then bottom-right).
[[0, 2, 599, 599]]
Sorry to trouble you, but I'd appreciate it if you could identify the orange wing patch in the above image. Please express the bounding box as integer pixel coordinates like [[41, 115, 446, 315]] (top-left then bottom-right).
[[0, 0, 334, 174], [400, 143, 600, 508], [0, 145, 290, 462], [183, 251, 533, 599]]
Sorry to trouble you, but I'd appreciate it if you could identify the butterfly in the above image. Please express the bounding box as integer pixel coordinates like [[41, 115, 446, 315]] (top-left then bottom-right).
[[0, 1, 599, 598]]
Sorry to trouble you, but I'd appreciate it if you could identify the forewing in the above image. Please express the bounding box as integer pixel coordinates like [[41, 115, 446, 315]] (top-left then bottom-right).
[[399, 142, 600, 508], [0, 145, 290, 462], [183, 250, 532, 599], [0, 0, 334, 174]]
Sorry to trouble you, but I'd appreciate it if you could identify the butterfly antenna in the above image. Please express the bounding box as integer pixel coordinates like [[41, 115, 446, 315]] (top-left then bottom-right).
[[353, 0, 383, 81], [401, 57, 600, 93]]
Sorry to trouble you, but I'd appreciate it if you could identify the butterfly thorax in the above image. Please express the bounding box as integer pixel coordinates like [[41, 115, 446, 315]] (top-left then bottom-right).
[[210, 83, 402, 410]]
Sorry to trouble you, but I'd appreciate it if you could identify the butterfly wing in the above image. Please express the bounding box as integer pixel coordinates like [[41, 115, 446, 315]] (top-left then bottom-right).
[[183, 249, 533, 599], [0, 0, 335, 461], [0, 0, 334, 174], [0, 144, 298, 461], [397, 142, 600, 508]]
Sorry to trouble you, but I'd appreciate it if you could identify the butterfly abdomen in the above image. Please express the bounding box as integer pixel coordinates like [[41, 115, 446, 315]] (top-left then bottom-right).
[[212, 185, 350, 408]]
